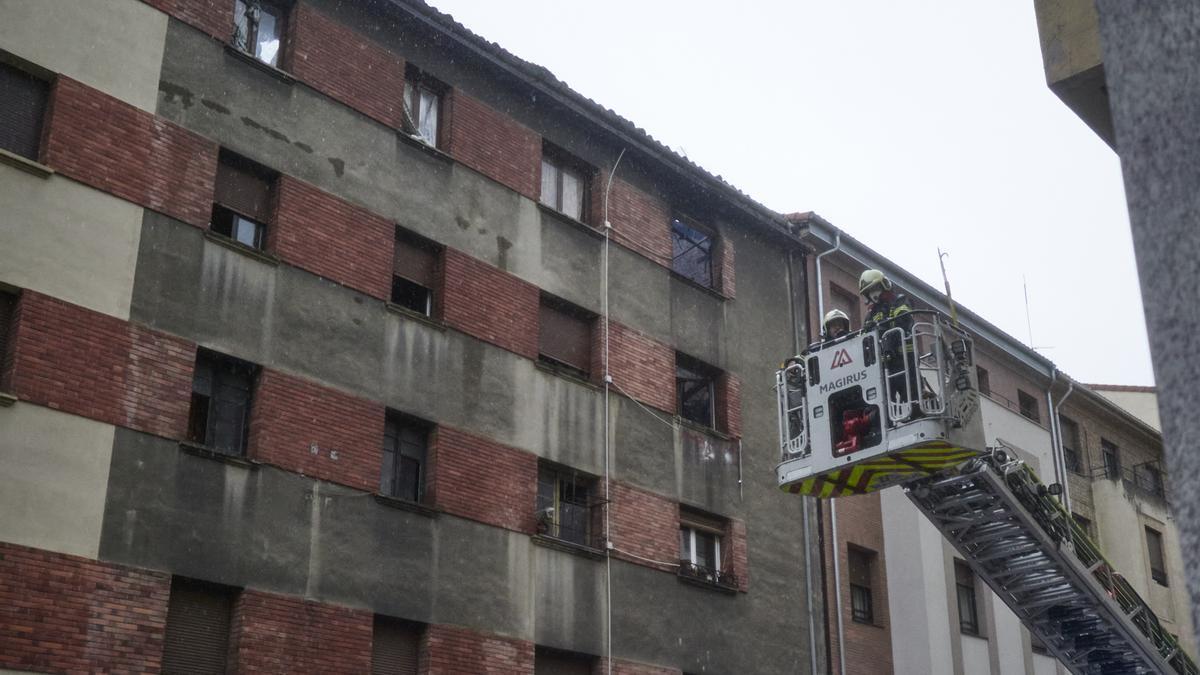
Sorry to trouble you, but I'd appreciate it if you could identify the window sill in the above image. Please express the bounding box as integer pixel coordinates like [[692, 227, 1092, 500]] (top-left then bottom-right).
[[535, 360, 600, 391], [676, 571, 739, 594], [204, 230, 281, 266], [536, 203, 605, 240], [223, 43, 296, 85], [0, 149, 54, 179], [0, 391, 17, 407], [385, 302, 446, 331], [850, 618, 887, 629], [179, 441, 259, 469], [373, 493, 438, 518], [676, 417, 733, 441], [396, 130, 453, 163], [532, 534, 606, 560], [669, 270, 728, 301]]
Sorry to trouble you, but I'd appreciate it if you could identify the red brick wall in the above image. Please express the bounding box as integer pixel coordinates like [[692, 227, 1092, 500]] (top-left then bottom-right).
[[428, 427, 537, 534], [445, 90, 540, 200], [0, 542, 170, 673], [288, 4, 407, 129], [272, 176, 394, 300], [7, 292, 195, 439], [595, 658, 682, 675], [717, 237, 736, 299], [421, 623, 534, 675], [606, 321, 675, 413], [606, 178, 671, 267], [824, 493, 893, 675], [227, 589, 373, 674], [726, 518, 749, 593], [140, 0, 231, 41], [248, 369, 386, 491], [442, 249, 539, 359], [609, 482, 678, 572], [44, 77, 219, 228], [715, 373, 742, 438]]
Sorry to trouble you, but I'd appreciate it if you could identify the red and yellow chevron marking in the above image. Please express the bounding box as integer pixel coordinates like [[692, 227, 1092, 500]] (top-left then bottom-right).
[[780, 441, 980, 498]]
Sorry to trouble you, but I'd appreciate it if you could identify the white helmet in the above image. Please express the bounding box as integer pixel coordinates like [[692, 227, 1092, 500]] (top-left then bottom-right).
[[858, 269, 892, 299], [823, 309, 850, 335]]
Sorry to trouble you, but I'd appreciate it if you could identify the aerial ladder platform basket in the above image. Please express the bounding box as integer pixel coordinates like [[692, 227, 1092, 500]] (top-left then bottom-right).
[[774, 310, 1198, 675]]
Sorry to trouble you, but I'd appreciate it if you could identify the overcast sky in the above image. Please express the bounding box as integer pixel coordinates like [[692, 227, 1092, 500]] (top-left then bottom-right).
[[427, 1, 1153, 386]]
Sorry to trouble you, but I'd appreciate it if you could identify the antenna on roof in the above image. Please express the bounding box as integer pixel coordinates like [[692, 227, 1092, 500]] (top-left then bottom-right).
[[1024, 275, 1034, 348], [938, 248, 959, 328]]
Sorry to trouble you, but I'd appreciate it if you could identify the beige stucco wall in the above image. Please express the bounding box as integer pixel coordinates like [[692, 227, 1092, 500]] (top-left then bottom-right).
[[1032, 0, 1103, 85], [1092, 388, 1161, 431], [0, 0, 167, 112], [0, 165, 143, 319], [0, 403, 115, 559]]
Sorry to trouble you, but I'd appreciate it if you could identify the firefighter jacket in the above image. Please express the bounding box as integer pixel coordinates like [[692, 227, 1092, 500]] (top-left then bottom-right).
[[868, 294, 914, 355]]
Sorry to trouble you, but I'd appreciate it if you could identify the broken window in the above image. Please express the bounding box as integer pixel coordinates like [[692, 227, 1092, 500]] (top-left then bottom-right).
[[233, 0, 287, 68], [539, 148, 588, 222], [1101, 439, 1121, 480], [161, 577, 236, 675], [848, 545, 876, 624], [403, 66, 443, 147], [536, 462, 596, 548], [371, 616, 422, 675], [391, 229, 439, 316], [380, 413, 429, 503], [187, 350, 257, 456], [538, 295, 593, 377], [670, 216, 714, 288], [1146, 526, 1168, 586], [955, 560, 980, 636], [1017, 388, 1040, 423], [676, 352, 717, 428], [0, 61, 49, 161], [212, 150, 275, 250]]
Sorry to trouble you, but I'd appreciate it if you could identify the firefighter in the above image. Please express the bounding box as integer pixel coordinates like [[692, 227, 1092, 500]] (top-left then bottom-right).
[[822, 309, 851, 341], [859, 269, 920, 416]]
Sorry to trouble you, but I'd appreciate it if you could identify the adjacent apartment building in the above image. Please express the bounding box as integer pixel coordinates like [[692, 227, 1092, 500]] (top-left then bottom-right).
[[0, 0, 828, 672], [793, 214, 1195, 674]]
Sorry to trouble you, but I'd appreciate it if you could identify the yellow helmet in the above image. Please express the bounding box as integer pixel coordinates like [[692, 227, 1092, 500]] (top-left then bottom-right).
[[858, 269, 892, 298], [823, 309, 850, 333]]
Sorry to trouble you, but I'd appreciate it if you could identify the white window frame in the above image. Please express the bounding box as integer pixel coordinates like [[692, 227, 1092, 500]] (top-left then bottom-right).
[[680, 524, 722, 570]]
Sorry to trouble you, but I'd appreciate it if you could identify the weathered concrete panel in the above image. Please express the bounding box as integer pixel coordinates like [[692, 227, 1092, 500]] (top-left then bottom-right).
[[0, 0, 167, 112], [0, 167, 142, 320], [0, 404, 114, 558]]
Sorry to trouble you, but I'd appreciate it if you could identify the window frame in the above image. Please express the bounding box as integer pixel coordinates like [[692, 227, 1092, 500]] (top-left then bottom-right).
[[847, 545, 876, 625], [1145, 526, 1168, 586], [187, 349, 258, 457], [678, 509, 725, 576], [379, 412, 431, 504], [371, 615, 423, 675], [670, 215, 715, 289], [390, 228, 441, 318], [211, 150, 277, 251], [1059, 415, 1083, 474], [975, 366, 991, 397], [0, 58, 51, 163], [1101, 439, 1121, 480], [955, 560, 980, 636], [539, 147, 591, 223], [537, 294, 594, 379], [1017, 389, 1040, 423], [233, 0, 289, 68], [161, 576, 237, 674], [536, 462, 597, 549], [403, 65, 445, 148], [676, 352, 717, 429]]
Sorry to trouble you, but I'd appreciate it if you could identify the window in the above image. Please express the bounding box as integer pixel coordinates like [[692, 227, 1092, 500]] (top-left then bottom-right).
[[371, 616, 421, 675], [670, 216, 714, 288], [848, 546, 876, 624], [0, 290, 16, 386], [1102, 439, 1121, 480], [975, 366, 990, 397], [187, 350, 257, 456], [391, 230, 439, 316], [829, 283, 861, 327], [1139, 463, 1164, 496], [1146, 527, 1168, 586], [212, 151, 275, 250], [1060, 416, 1082, 474], [380, 413, 429, 503], [403, 66, 442, 147], [0, 61, 49, 161], [538, 295, 593, 377], [535, 646, 594, 675], [1017, 389, 1040, 423], [161, 577, 236, 675], [536, 463, 597, 548], [233, 0, 287, 68], [955, 560, 980, 636], [539, 149, 588, 222], [676, 353, 717, 428], [679, 509, 726, 584]]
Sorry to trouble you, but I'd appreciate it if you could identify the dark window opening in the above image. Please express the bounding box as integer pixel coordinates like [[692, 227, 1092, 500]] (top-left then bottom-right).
[[670, 216, 714, 288], [371, 616, 422, 675], [188, 350, 256, 456], [1060, 416, 1082, 474], [537, 462, 597, 548], [403, 65, 443, 147], [0, 290, 16, 387], [233, 0, 288, 68], [848, 546, 876, 624], [1017, 389, 1040, 423], [212, 151, 275, 251], [161, 577, 236, 675], [540, 149, 589, 222], [1102, 439, 1121, 480], [0, 61, 49, 161], [1139, 463, 1164, 496], [380, 413, 429, 503], [538, 295, 593, 378], [955, 560, 980, 636], [534, 646, 595, 675], [975, 366, 990, 397], [1146, 526, 1168, 586], [676, 353, 717, 428], [391, 230, 439, 316]]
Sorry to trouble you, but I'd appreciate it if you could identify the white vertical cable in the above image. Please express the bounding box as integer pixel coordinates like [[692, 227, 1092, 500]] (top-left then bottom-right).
[[601, 147, 626, 675]]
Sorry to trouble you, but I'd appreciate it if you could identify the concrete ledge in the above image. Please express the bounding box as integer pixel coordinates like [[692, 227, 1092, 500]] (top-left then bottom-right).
[[531, 533, 605, 561], [179, 440, 260, 469], [373, 493, 438, 517], [385, 302, 446, 330], [203, 229, 281, 266], [537, 202, 606, 240], [0, 149, 54, 179], [0, 392, 16, 407], [223, 43, 296, 85]]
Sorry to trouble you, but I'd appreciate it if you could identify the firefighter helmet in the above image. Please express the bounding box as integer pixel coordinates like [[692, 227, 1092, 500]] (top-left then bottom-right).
[[823, 309, 850, 336], [858, 269, 892, 298]]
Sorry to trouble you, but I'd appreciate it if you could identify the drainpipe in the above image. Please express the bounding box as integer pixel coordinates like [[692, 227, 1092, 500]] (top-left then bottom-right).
[[1052, 375, 1076, 511], [814, 231, 842, 326], [1047, 369, 1062, 496]]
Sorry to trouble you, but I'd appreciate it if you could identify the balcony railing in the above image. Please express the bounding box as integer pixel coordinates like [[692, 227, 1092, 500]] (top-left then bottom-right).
[[677, 561, 739, 590], [535, 495, 603, 550]]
